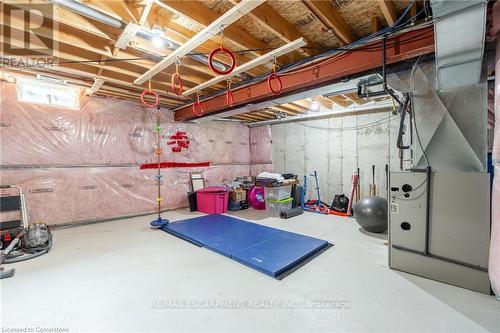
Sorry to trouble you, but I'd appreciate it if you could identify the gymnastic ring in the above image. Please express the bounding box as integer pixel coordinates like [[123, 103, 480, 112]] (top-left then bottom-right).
[[226, 89, 234, 107], [208, 47, 236, 75], [192, 101, 205, 117], [267, 73, 283, 96], [171, 73, 184, 96], [141, 89, 159, 108]]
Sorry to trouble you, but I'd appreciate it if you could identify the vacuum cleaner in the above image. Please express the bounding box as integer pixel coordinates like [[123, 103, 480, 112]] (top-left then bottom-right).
[[0, 185, 52, 279]]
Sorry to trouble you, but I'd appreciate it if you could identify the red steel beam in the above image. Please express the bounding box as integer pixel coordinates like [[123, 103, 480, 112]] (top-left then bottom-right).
[[175, 25, 435, 121]]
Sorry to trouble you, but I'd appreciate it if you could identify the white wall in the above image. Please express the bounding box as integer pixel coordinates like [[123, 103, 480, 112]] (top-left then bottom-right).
[[271, 108, 403, 204]]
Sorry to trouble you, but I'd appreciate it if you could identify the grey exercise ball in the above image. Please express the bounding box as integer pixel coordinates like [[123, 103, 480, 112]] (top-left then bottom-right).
[[353, 196, 388, 233]]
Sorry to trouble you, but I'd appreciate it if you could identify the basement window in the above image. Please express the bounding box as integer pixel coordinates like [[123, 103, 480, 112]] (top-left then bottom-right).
[[16, 77, 80, 110]]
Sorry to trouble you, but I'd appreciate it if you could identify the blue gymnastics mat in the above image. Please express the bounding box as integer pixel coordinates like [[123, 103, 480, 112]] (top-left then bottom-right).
[[161, 214, 330, 278]]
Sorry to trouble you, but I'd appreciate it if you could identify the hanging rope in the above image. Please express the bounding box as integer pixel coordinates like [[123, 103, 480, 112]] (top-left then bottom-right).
[[208, 27, 236, 75], [171, 58, 184, 96], [141, 79, 160, 108], [192, 91, 205, 116], [225, 77, 234, 107], [267, 57, 283, 96]]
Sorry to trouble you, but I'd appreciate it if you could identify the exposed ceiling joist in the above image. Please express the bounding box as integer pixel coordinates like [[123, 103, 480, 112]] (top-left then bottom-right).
[[3, 2, 221, 91], [230, 114, 255, 121], [377, 0, 398, 26], [183, 38, 307, 96], [0, 51, 184, 104], [135, 0, 265, 85], [91, 54, 108, 95], [148, 12, 265, 76], [227, 0, 319, 59], [292, 99, 314, 111], [316, 96, 334, 109], [281, 103, 308, 113], [239, 112, 269, 121], [259, 109, 278, 117], [0, 33, 206, 97], [174, 26, 435, 120], [2, 66, 178, 107], [254, 112, 275, 119], [154, 0, 275, 61], [302, 0, 356, 44], [7, 0, 118, 40], [113, 22, 140, 55], [344, 92, 369, 105], [3, 0, 428, 110], [139, 0, 154, 25], [88, 78, 106, 96], [270, 106, 300, 115], [327, 95, 353, 108]]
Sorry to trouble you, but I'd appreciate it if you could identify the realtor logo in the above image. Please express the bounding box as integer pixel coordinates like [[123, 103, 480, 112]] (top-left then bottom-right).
[[1, 2, 58, 64]]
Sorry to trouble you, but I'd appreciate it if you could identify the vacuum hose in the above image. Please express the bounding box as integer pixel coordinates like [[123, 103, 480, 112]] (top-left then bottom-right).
[[0, 223, 53, 278], [3, 238, 52, 264], [0, 230, 25, 263]]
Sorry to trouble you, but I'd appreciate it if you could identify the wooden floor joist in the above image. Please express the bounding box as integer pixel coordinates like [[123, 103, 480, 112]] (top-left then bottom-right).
[[1, 0, 420, 111], [134, 0, 266, 85]]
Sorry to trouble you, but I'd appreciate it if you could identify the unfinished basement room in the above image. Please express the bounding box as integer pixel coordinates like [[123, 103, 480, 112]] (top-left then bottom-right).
[[1, 0, 500, 332]]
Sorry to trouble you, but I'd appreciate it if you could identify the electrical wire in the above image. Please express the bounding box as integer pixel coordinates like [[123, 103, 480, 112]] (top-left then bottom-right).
[[1, 29, 431, 69], [409, 55, 430, 168], [296, 114, 398, 132], [390, 54, 431, 201], [5, 1, 427, 71], [185, 4, 432, 107], [2, 0, 430, 110]]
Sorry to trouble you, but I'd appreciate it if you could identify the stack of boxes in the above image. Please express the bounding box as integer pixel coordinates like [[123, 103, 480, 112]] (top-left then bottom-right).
[[228, 187, 248, 211]]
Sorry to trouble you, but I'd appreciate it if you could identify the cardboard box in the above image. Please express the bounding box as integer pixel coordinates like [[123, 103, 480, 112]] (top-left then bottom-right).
[[229, 188, 246, 202]]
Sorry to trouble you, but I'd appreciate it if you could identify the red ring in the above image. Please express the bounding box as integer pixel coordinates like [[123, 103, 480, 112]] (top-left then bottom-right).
[[267, 73, 283, 96], [140, 90, 159, 108], [208, 47, 236, 75], [226, 89, 234, 107], [171, 73, 184, 96], [192, 101, 205, 116]]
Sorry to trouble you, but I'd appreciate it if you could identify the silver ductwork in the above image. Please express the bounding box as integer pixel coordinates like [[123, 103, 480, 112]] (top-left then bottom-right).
[[430, 0, 488, 91], [51, 0, 124, 28], [50, 0, 226, 71]]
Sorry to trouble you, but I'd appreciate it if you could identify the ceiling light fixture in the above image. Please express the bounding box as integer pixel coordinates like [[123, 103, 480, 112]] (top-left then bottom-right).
[[151, 27, 167, 49], [310, 99, 320, 111]]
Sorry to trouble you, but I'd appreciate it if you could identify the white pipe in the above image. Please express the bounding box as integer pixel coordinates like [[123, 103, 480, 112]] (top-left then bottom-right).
[[246, 101, 394, 127], [48, 0, 226, 71]]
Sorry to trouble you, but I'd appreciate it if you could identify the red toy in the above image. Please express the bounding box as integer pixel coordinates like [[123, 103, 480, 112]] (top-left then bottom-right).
[[168, 131, 190, 153]]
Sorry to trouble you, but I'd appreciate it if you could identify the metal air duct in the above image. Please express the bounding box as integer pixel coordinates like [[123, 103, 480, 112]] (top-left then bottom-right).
[[50, 0, 226, 71], [430, 0, 488, 91]]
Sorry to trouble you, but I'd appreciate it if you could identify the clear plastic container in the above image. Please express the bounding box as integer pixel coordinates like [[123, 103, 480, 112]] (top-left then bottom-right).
[[264, 185, 293, 201], [266, 197, 293, 217]]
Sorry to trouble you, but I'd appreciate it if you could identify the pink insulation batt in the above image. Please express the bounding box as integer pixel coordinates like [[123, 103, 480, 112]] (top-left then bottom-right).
[[0, 81, 271, 225], [249, 126, 273, 174]]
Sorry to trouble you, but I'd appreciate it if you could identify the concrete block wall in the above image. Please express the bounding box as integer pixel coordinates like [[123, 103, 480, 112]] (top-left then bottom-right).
[[271, 107, 402, 204]]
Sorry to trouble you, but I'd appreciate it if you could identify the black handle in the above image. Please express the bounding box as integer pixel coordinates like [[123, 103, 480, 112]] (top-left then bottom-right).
[[397, 94, 411, 150], [0, 185, 11, 189]]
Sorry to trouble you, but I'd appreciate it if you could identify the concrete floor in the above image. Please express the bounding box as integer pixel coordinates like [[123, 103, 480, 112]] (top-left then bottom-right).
[[2, 209, 499, 333]]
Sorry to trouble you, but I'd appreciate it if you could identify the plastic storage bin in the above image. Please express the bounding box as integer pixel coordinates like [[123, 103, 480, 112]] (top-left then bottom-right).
[[266, 197, 293, 216], [196, 187, 228, 214], [264, 185, 293, 201]]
